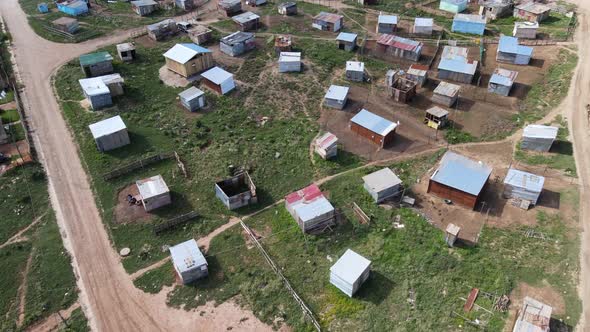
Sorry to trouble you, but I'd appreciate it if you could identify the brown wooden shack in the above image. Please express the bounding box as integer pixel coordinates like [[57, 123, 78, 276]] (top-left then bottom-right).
[[163, 43, 214, 78], [349, 109, 398, 147]]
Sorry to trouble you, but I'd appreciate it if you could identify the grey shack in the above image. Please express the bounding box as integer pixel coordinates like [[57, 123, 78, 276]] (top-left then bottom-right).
[[324, 85, 349, 109], [215, 172, 258, 210], [362, 167, 403, 203], [79, 74, 124, 110], [220, 31, 256, 57], [179, 86, 206, 112], [79, 51, 114, 78], [336, 32, 357, 52], [137, 175, 171, 212], [88, 115, 130, 152], [169, 239, 208, 284], [521, 124, 558, 152]]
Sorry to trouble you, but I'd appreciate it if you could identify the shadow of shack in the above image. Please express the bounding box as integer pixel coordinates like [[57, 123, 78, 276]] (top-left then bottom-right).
[[215, 172, 258, 210]]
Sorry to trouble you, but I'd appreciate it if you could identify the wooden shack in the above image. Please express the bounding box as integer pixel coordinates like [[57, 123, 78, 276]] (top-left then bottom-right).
[[79, 74, 124, 110], [388, 77, 417, 103], [147, 19, 178, 41], [514, 2, 551, 23], [116, 43, 136, 62], [169, 239, 208, 284], [220, 31, 256, 57], [424, 106, 449, 129], [175, 0, 195, 10], [432, 81, 460, 107], [188, 25, 212, 45], [479, 0, 512, 20], [406, 64, 428, 87], [131, 0, 158, 16], [349, 109, 397, 147], [218, 0, 242, 16], [52, 17, 79, 34], [376, 34, 423, 62], [312, 12, 343, 32], [215, 171, 257, 210], [232, 11, 260, 31], [201, 66, 236, 95], [163, 43, 213, 78]]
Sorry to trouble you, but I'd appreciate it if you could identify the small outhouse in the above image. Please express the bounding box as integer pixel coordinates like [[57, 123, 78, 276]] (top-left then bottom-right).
[[330, 249, 371, 297], [521, 124, 558, 152], [336, 32, 357, 51], [285, 184, 336, 233], [376, 14, 397, 34], [362, 167, 402, 203], [413, 17, 433, 35], [215, 172, 257, 210], [323, 85, 349, 110], [452, 14, 486, 36], [116, 43, 136, 62], [220, 31, 256, 57], [312, 12, 343, 32], [346, 61, 365, 82], [432, 81, 460, 107], [406, 64, 428, 87], [52, 17, 79, 34], [278, 2, 297, 15], [496, 36, 533, 65], [314, 132, 338, 159], [424, 106, 449, 129], [163, 43, 214, 77], [488, 68, 518, 96], [513, 21, 538, 39], [445, 223, 460, 247], [131, 0, 158, 16], [88, 115, 130, 152], [136, 175, 172, 212], [440, 0, 467, 13], [503, 168, 544, 206], [232, 11, 260, 31], [169, 239, 208, 284], [79, 52, 114, 78], [179, 86, 206, 112], [278, 52, 301, 73], [201, 66, 236, 95]]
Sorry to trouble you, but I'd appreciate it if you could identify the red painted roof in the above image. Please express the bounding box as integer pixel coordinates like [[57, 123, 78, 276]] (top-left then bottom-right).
[[285, 184, 324, 205], [377, 34, 422, 52], [409, 64, 429, 71], [316, 132, 338, 149]]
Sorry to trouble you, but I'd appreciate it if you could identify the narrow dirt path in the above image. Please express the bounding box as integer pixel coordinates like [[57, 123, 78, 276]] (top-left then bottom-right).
[[0, 211, 47, 250], [25, 302, 80, 332], [16, 252, 33, 328]]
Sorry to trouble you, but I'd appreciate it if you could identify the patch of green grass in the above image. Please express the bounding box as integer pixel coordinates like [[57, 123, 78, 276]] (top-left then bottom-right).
[[296, 2, 335, 16], [133, 260, 176, 294], [1, 91, 15, 104], [444, 126, 478, 144], [7, 122, 25, 141], [297, 38, 355, 81], [211, 19, 236, 32], [59, 307, 89, 332], [0, 242, 32, 331], [0, 108, 20, 124]]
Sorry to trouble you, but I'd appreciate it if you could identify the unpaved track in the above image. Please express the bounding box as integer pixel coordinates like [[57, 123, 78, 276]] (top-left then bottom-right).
[[0, 0, 276, 331]]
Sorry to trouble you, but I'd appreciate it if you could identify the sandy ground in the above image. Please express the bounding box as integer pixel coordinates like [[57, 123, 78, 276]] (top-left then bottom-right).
[[0, 0, 281, 331]]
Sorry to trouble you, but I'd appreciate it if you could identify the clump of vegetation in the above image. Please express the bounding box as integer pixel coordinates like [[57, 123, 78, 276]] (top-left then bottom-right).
[[444, 126, 478, 144]]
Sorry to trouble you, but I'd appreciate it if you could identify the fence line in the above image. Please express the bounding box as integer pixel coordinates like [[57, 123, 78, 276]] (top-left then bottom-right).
[[102, 152, 174, 181], [154, 211, 199, 234], [239, 220, 322, 332]]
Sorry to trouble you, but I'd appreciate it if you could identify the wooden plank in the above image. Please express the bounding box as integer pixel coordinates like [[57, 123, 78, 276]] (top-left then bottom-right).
[[464, 288, 479, 312]]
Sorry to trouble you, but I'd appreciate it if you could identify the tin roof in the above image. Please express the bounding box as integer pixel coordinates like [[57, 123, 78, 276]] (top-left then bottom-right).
[[514, 21, 539, 29], [515, 2, 551, 15], [513, 297, 552, 332], [438, 47, 478, 75], [490, 67, 518, 86], [218, 0, 241, 8], [414, 17, 433, 27], [363, 168, 402, 193], [116, 42, 135, 52], [336, 32, 357, 43], [315, 132, 338, 150], [79, 77, 110, 96], [136, 175, 169, 199], [278, 1, 296, 8], [201, 66, 233, 85], [446, 223, 461, 236], [295, 196, 334, 222], [407, 64, 428, 76], [498, 36, 533, 57], [179, 86, 205, 100], [430, 151, 492, 196], [163, 43, 211, 64], [285, 184, 323, 205], [523, 124, 558, 140], [504, 168, 545, 193], [426, 106, 449, 118], [232, 11, 260, 24], [453, 13, 487, 24], [131, 0, 157, 6], [324, 85, 349, 101], [376, 34, 422, 52], [279, 52, 301, 63], [221, 31, 254, 45], [88, 115, 127, 139], [378, 14, 398, 25], [169, 239, 207, 274], [313, 12, 343, 24], [147, 19, 175, 31], [346, 61, 364, 72], [350, 109, 397, 136], [79, 51, 113, 66], [433, 81, 460, 97], [64, 0, 88, 10], [330, 249, 371, 285], [52, 17, 78, 25]]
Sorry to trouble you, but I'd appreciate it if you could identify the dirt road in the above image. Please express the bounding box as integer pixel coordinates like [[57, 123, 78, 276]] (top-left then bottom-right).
[[0, 1, 277, 331]]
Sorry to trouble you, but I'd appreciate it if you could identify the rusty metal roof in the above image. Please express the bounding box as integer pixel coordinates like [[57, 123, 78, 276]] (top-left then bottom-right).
[[376, 34, 422, 52], [313, 12, 343, 24]]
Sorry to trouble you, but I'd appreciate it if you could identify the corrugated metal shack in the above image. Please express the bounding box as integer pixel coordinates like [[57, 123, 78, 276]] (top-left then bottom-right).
[[218, 0, 242, 16], [215, 172, 257, 210], [388, 77, 417, 103], [479, 0, 513, 20], [188, 25, 212, 45], [324, 85, 349, 109], [376, 34, 423, 62], [513, 21, 538, 39], [220, 31, 255, 56], [406, 64, 429, 87], [117, 43, 136, 62], [278, 2, 296, 15], [179, 86, 206, 112], [349, 109, 398, 147], [336, 32, 357, 51], [428, 151, 492, 209], [413, 17, 433, 35], [131, 0, 158, 16], [424, 106, 449, 129], [163, 43, 214, 77], [176, 0, 194, 10], [503, 168, 544, 206], [437, 45, 478, 84], [232, 11, 260, 31], [488, 68, 517, 96], [57, 0, 88, 16], [278, 52, 301, 73], [496, 36, 533, 65], [439, 0, 467, 14], [346, 61, 365, 82], [362, 167, 402, 203], [512, 297, 552, 332], [514, 2, 551, 23], [201, 66, 236, 95], [285, 184, 336, 233], [432, 81, 460, 106], [376, 14, 397, 34], [52, 17, 79, 34], [521, 124, 558, 152], [79, 51, 113, 77], [88, 115, 130, 152], [245, 0, 266, 6], [147, 19, 178, 41], [314, 132, 338, 159], [79, 74, 124, 110], [452, 14, 486, 35], [330, 249, 371, 297], [169, 239, 208, 284], [274, 35, 292, 53], [312, 12, 343, 32], [136, 175, 172, 212]]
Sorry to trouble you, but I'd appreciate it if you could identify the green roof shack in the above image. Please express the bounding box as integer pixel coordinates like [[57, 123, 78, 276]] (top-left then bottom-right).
[[79, 52, 114, 78]]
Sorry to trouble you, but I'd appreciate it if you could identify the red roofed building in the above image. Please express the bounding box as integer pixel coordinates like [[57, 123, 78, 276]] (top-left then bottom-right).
[[314, 132, 338, 159], [376, 34, 423, 62], [285, 184, 336, 233]]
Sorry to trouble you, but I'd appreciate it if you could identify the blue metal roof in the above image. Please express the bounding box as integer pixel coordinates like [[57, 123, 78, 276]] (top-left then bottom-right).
[[438, 58, 477, 75], [431, 151, 492, 196], [504, 168, 544, 193], [201, 66, 233, 84], [490, 73, 512, 86], [336, 32, 357, 43], [498, 36, 533, 57], [350, 109, 397, 136], [378, 15, 398, 25]]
